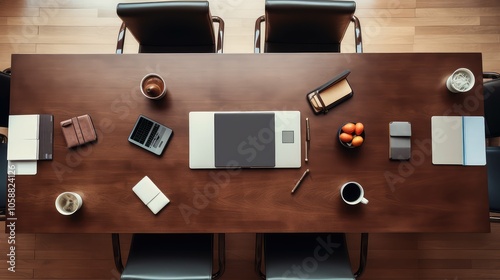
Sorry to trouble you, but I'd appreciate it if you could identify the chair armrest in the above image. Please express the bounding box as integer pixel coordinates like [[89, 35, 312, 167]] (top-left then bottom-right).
[[351, 15, 363, 53], [212, 233, 226, 279], [111, 233, 124, 274], [254, 233, 266, 279], [212, 16, 225, 54], [254, 16, 265, 53], [0, 127, 7, 143], [116, 22, 126, 54], [484, 72, 500, 80], [354, 233, 369, 278]]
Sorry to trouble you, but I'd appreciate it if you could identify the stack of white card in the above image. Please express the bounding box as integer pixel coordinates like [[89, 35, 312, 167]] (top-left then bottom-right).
[[132, 176, 170, 214]]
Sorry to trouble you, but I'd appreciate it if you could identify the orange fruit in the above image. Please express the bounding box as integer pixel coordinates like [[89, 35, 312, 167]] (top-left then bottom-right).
[[339, 133, 353, 143], [342, 123, 355, 134], [351, 135, 364, 147], [355, 122, 364, 135]]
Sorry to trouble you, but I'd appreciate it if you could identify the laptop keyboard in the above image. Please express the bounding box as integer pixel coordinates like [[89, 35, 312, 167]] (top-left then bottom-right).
[[131, 117, 153, 144]]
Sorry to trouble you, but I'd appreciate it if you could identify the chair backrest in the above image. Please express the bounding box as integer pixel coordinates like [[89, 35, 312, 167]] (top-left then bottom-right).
[[0, 70, 10, 128], [487, 147, 500, 213], [484, 78, 500, 138], [117, 1, 217, 53], [264, 0, 357, 53], [263, 233, 355, 279], [0, 70, 10, 220], [113, 233, 225, 280]]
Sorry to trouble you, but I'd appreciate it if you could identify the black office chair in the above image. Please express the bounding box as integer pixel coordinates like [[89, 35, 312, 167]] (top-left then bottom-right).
[[112, 233, 225, 280], [255, 233, 368, 279], [484, 72, 500, 222], [0, 68, 11, 221], [484, 72, 500, 139], [116, 1, 224, 54], [254, 0, 362, 53], [487, 147, 500, 222]]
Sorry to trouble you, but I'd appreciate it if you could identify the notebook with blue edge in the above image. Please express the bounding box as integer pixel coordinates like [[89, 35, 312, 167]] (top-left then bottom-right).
[[431, 116, 486, 166]]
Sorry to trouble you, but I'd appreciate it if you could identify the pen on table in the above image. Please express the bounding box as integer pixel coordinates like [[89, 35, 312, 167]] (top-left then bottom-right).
[[306, 117, 311, 142], [291, 169, 310, 194], [305, 118, 310, 162]]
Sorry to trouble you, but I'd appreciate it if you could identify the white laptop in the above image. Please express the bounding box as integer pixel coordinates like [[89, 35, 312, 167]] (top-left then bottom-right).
[[189, 111, 301, 169]]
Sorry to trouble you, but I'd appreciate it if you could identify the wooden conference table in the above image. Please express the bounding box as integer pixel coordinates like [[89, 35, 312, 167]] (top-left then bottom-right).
[[8, 53, 489, 233]]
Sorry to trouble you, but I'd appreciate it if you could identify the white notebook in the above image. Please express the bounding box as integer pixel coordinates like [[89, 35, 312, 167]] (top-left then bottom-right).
[[431, 116, 486, 166], [7, 115, 39, 161]]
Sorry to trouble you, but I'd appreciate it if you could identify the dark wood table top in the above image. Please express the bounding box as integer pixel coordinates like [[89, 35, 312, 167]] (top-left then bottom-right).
[[7, 53, 489, 233]]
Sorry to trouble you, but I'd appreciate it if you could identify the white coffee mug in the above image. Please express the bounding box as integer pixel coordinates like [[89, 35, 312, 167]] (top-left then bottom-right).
[[446, 68, 475, 93], [140, 73, 167, 100], [55, 192, 83, 215], [340, 181, 368, 205]]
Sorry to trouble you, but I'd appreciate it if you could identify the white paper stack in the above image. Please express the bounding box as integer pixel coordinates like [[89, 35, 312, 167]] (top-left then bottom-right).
[[7, 115, 40, 175], [7, 115, 39, 160]]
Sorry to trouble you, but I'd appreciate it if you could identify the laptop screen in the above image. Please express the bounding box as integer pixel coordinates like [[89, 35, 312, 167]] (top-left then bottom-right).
[[214, 112, 275, 168]]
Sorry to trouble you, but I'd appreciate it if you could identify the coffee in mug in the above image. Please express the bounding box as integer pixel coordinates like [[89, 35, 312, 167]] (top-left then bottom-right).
[[55, 192, 83, 215], [140, 73, 166, 100], [340, 181, 368, 205]]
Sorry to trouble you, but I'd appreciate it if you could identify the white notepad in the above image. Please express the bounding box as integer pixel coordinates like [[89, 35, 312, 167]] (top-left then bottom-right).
[[132, 176, 170, 214], [431, 116, 486, 166], [7, 115, 39, 161]]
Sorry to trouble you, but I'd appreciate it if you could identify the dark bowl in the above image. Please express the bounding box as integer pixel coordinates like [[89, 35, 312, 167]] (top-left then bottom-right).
[[338, 122, 365, 148]]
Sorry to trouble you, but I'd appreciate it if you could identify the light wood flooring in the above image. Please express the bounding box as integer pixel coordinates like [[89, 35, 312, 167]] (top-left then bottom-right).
[[1, 0, 500, 279]]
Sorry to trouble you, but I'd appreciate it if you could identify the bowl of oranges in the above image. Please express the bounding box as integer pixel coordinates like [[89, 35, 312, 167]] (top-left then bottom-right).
[[338, 122, 365, 148]]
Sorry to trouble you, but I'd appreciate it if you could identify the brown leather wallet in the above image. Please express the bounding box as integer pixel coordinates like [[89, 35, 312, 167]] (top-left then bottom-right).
[[60, 114, 97, 148]]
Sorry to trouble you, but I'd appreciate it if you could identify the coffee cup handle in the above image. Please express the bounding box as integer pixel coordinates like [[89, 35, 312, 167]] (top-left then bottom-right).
[[361, 197, 369, 204]]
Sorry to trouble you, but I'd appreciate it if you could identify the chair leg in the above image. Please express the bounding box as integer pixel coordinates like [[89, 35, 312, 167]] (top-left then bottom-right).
[[212, 233, 226, 280], [354, 233, 369, 278], [254, 233, 266, 279], [111, 233, 124, 274]]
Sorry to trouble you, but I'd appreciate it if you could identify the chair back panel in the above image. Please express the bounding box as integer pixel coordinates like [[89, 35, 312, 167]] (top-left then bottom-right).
[[0, 71, 10, 127], [121, 233, 213, 280], [264, 0, 356, 53], [264, 233, 354, 279], [487, 147, 500, 213], [484, 78, 500, 138], [117, 1, 216, 53], [0, 70, 8, 218]]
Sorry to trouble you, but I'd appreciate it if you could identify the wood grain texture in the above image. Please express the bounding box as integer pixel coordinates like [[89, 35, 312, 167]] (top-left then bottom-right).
[[8, 52, 489, 234], [0, 0, 499, 279]]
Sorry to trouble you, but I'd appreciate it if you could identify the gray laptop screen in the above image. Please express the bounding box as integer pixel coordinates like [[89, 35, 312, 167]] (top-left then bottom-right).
[[214, 113, 275, 168]]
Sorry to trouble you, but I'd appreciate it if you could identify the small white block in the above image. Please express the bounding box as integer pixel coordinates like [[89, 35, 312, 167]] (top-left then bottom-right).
[[147, 192, 170, 214], [132, 176, 170, 214]]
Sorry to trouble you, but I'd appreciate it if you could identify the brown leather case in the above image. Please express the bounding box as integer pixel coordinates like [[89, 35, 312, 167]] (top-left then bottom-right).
[[306, 70, 353, 114], [60, 114, 97, 148]]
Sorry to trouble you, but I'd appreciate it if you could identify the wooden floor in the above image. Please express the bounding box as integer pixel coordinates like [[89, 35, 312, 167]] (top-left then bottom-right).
[[1, 0, 500, 279]]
